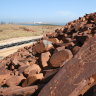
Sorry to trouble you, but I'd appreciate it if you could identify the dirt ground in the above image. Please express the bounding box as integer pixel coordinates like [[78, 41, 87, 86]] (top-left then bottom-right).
[[0, 36, 42, 46], [0, 36, 42, 59], [0, 42, 33, 59]]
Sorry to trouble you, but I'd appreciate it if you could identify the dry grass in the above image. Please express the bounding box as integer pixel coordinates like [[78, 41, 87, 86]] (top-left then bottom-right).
[[0, 24, 63, 41]]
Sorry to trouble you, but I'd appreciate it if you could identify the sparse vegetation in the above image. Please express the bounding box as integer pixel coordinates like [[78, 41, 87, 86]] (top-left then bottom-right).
[[0, 24, 63, 41]]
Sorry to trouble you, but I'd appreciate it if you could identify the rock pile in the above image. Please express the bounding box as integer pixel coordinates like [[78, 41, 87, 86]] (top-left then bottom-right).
[[0, 12, 96, 96], [39, 37, 96, 96]]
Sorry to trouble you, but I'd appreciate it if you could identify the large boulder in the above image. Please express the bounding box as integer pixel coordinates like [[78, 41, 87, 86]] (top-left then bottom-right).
[[50, 49, 73, 67]]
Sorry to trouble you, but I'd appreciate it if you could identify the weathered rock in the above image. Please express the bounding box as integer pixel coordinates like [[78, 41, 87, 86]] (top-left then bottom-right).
[[42, 40, 54, 51], [72, 46, 81, 55], [54, 46, 65, 52], [42, 69, 59, 83], [18, 65, 29, 73], [50, 49, 73, 67], [38, 37, 96, 96], [32, 40, 53, 54], [62, 37, 72, 43], [24, 64, 41, 76], [64, 42, 75, 48], [22, 73, 44, 87], [0, 58, 11, 66], [12, 57, 20, 65], [0, 85, 38, 96], [41, 52, 51, 68], [5, 75, 25, 87], [47, 38, 60, 44], [0, 69, 11, 86], [46, 32, 58, 38]]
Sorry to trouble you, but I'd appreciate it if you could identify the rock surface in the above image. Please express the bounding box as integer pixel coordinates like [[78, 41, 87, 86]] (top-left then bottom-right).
[[50, 49, 73, 67], [38, 37, 96, 96]]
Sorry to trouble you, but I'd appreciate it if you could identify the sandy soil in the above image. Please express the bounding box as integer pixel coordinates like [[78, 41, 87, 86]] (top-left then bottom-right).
[[0, 42, 33, 59], [0, 36, 42, 46], [0, 36, 42, 59]]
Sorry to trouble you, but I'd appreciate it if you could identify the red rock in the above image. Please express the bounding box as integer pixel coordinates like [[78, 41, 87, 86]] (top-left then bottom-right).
[[33, 40, 53, 54], [22, 73, 44, 87], [26, 57, 37, 65], [0, 86, 38, 96], [74, 23, 81, 31], [12, 57, 20, 65], [0, 68, 11, 86], [47, 38, 60, 44], [1, 58, 11, 66], [46, 32, 58, 38], [72, 46, 81, 55], [41, 52, 51, 68], [50, 49, 73, 67], [38, 37, 96, 96], [62, 37, 72, 43], [24, 64, 41, 76], [42, 40, 54, 51], [42, 69, 59, 83], [63, 33, 68, 37], [18, 65, 29, 73], [5, 75, 25, 87], [55, 46, 65, 52], [0, 73, 11, 86]]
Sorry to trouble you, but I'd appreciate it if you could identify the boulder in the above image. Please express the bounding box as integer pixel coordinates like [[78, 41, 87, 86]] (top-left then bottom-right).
[[72, 46, 81, 55], [18, 65, 29, 73], [22, 73, 44, 87], [5, 75, 25, 87], [0, 68, 11, 86], [0, 86, 38, 96], [41, 52, 51, 68], [50, 49, 73, 67], [32, 40, 53, 54], [24, 64, 41, 76], [47, 38, 60, 44], [54, 46, 65, 52]]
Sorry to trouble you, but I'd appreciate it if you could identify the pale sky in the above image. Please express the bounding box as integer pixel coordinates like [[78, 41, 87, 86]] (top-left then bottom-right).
[[0, 0, 96, 24]]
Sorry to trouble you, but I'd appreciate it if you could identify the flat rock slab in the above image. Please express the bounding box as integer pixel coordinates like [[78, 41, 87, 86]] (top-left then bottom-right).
[[0, 85, 38, 96], [38, 37, 96, 96]]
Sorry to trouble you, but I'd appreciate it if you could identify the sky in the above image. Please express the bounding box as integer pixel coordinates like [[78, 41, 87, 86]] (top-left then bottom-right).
[[0, 0, 96, 24]]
